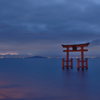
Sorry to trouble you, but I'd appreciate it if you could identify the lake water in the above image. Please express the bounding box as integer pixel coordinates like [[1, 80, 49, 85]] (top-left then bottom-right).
[[0, 58, 100, 100]]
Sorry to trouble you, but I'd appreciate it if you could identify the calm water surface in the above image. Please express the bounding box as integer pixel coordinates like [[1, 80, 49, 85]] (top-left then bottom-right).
[[0, 58, 100, 100]]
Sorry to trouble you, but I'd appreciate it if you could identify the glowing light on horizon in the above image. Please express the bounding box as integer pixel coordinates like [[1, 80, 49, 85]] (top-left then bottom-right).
[[0, 52, 19, 55], [28, 53, 33, 55]]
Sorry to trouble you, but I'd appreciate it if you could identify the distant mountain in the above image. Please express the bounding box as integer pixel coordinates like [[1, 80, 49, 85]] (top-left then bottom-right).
[[27, 56, 47, 58]]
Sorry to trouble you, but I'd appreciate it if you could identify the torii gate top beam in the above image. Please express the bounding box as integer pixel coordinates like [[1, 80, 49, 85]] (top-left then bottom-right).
[[62, 43, 89, 48], [62, 43, 89, 52]]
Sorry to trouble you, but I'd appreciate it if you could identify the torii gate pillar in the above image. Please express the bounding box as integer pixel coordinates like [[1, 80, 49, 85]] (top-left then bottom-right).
[[62, 43, 89, 69]]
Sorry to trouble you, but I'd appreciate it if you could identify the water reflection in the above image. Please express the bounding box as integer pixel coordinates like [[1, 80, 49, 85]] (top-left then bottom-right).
[[0, 58, 100, 100]]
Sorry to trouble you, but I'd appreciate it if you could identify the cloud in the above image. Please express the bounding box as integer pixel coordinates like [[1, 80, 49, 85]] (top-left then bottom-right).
[[0, 0, 100, 56], [91, 39, 100, 46]]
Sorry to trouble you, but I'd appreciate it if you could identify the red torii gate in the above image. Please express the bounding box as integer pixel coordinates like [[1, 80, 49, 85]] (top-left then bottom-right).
[[62, 43, 89, 69]]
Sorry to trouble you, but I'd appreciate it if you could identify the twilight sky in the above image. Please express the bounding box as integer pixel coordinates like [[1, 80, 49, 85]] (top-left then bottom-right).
[[0, 0, 100, 57]]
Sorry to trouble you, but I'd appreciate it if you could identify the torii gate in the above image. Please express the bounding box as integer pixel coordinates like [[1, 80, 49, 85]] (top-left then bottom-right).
[[62, 43, 89, 69]]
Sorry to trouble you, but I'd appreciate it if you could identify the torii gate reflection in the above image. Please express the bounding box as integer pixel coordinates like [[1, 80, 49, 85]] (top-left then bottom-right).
[[62, 43, 89, 69]]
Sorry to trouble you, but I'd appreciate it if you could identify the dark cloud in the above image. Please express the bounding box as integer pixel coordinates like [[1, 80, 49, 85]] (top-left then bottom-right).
[[0, 0, 100, 56], [91, 39, 100, 46]]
